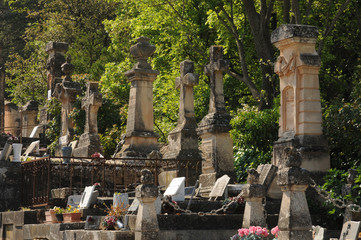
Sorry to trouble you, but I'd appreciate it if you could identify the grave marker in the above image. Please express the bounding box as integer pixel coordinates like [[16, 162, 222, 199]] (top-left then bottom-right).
[[79, 186, 99, 209], [22, 140, 40, 159], [340, 221, 360, 240], [209, 175, 230, 200], [113, 193, 129, 209], [0, 142, 12, 161], [67, 195, 82, 209], [164, 177, 185, 202]]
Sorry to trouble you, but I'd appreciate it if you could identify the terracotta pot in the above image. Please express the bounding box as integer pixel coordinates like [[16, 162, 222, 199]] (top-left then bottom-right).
[[63, 212, 82, 223], [45, 210, 59, 224]]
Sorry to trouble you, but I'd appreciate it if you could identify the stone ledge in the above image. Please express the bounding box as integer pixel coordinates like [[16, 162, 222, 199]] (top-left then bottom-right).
[[271, 24, 318, 43]]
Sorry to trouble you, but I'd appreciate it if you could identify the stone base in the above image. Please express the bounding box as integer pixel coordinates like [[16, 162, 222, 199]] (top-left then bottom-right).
[[135, 231, 159, 240], [278, 230, 313, 240], [73, 133, 103, 158], [273, 135, 330, 172], [116, 134, 160, 158]]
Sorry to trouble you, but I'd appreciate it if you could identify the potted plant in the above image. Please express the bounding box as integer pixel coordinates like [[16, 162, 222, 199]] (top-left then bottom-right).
[[45, 208, 58, 224], [54, 207, 64, 222], [102, 202, 128, 230], [63, 205, 81, 223]]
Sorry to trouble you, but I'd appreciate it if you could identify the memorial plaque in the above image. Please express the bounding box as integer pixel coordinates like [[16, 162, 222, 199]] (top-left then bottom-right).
[[0, 143, 12, 161], [79, 186, 99, 209], [23, 140, 40, 159], [113, 193, 129, 208], [339, 221, 360, 240], [84, 215, 102, 230], [67, 195, 82, 209], [209, 174, 230, 200], [163, 177, 185, 202]]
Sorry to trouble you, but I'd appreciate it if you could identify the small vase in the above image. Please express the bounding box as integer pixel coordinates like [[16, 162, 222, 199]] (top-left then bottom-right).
[[12, 143, 23, 162]]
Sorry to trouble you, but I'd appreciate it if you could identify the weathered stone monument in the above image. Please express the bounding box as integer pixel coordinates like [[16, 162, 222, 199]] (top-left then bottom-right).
[[46, 41, 68, 95], [196, 46, 234, 182], [53, 55, 81, 149], [21, 101, 39, 137], [271, 24, 330, 171], [0, 46, 5, 131], [116, 37, 160, 158], [135, 169, 159, 240], [163, 60, 202, 185], [242, 169, 266, 228], [73, 81, 103, 157], [277, 148, 312, 240]]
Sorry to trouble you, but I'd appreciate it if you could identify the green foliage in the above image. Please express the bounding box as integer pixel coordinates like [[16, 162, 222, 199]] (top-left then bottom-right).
[[99, 125, 122, 158], [45, 97, 61, 154], [230, 105, 279, 182]]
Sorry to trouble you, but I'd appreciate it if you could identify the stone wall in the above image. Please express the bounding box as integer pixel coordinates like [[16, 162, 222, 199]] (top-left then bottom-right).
[[0, 161, 22, 212]]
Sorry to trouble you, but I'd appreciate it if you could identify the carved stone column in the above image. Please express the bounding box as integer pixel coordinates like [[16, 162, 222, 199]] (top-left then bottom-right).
[[271, 24, 330, 172], [135, 169, 159, 240], [116, 37, 160, 158]]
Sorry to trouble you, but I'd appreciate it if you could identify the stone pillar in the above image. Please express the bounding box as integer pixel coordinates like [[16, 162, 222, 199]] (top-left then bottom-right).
[[117, 37, 160, 158], [135, 169, 159, 240], [163, 60, 202, 185], [271, 24, 330, 172], [53, 56, 81, 148], [196, 46, 234, 180], [277, 148, 312, 240], [0, 46, 5, 131], [73, 81, 103, 157], [242, 169, 266, 228], [21, 101, 39, 137], [45, 42, 68, 96]]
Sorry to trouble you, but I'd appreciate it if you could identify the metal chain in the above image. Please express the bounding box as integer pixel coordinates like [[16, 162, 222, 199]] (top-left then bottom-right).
[[309, 177, 361, 213], [162, 193, 244, 216]]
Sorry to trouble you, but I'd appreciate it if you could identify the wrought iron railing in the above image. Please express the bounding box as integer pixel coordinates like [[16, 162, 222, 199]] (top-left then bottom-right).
[[21, 156, 202, 207]]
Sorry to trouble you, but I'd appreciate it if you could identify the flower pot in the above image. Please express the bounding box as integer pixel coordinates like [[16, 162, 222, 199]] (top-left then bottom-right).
[[12, 143, 23, 162], [55, 213, 63, 222], [45, 210, 58, 224], [63, 212, 82, 223], [62, 146, 72, 164]]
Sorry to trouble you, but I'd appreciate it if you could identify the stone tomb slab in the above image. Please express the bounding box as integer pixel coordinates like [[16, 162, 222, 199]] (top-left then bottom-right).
[[198, 172, 216, 197], [164, 177, 185, 202], [339, 221, 360, 240], [209, 174, 230, 200], [79, 186, 99, 209]]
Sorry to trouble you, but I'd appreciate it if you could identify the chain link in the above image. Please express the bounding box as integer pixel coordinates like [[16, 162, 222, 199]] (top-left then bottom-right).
[[162, 192, 244, 216], [309, 177, 361, 213]]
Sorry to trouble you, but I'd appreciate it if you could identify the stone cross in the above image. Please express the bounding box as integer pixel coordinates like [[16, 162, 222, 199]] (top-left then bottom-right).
[[196, 46, 234, 181], [116, 37, 160, 158], [82, 82, 102, 134], [271, 24, 330, 172], [204, 46, 229, 114], [175, 60, 198, 126]]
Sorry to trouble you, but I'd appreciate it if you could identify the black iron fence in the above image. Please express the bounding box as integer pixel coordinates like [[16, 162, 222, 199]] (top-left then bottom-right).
[[21, 156, 202, 207]]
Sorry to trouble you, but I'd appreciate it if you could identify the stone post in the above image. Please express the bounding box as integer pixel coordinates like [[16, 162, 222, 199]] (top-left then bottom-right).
[[116, 37, 160, 158], [163, 60, 202, 185], [0, 46, 5, 131], [73, 81, 103, 157], [196, 46, 234, 180], [53, 55, 81, 148], [242, 169, 266, 228], [271, 24, 330, 172], [135, 169, 159, 240], [45, 41, 68, 96], [277, 148, 312, 240]]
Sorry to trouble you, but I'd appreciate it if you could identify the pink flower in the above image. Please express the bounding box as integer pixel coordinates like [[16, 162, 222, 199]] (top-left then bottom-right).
[[262, 228, 269, 237], [238, 228, 245, 237], [255, 226, 263, 235], [249, 226, 256, 234], [243, 229, 250, 236], [271, 226, 279, 238]]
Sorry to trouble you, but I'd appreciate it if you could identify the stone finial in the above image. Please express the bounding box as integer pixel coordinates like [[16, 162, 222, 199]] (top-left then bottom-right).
[[61, 55, 75, 82], [140, 169, 154, 185], [247, 169, 260, 184], [130, 37, 156, 70]]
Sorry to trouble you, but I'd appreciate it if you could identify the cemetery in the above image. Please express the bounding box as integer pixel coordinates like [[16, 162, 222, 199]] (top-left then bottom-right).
[[0, 1, 361, 240]]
